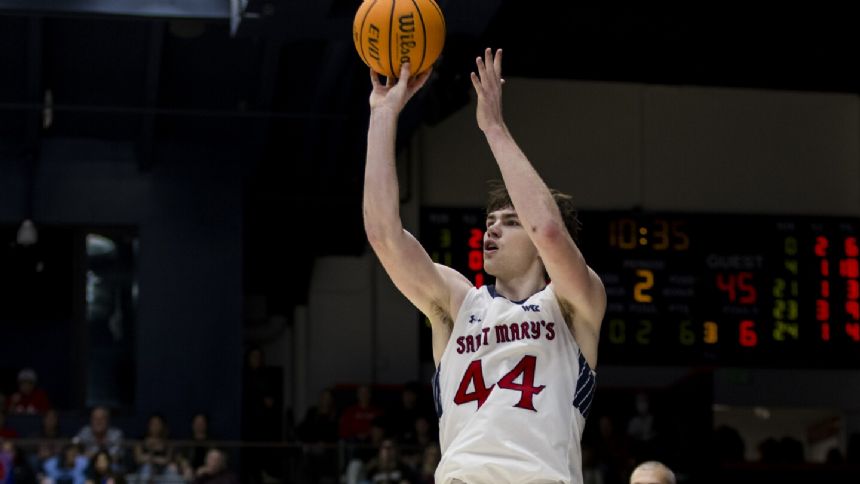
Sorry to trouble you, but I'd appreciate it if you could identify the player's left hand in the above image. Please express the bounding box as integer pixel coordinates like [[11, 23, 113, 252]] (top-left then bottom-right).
[[471, 47, 506, 132]]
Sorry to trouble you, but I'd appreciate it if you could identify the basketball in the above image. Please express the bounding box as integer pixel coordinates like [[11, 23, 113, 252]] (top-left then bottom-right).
[[353, 0, 446, 79]]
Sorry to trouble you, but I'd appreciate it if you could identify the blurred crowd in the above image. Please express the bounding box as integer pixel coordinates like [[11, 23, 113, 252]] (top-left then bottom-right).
[[0, 349, 443, 484], [2, 350, 859, 484], [0, 367, 237, 484]]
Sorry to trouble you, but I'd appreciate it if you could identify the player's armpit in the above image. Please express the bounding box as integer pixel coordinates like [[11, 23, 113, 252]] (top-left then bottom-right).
[[535, 226, 607, 330], [554, 269, 606, 369], [370, 229, 471, 327], [434, 263, 473, 323]]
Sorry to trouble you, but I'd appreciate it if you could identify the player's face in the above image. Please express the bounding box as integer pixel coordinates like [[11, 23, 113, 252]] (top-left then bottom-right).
[[483, 207, 540, 278]]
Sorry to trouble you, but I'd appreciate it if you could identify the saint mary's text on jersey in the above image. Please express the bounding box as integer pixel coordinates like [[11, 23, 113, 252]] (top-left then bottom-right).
[[456, 320, 557, 355]]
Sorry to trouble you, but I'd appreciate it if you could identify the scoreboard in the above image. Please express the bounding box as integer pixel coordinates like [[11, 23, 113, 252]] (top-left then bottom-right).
[[420, 208, 860, 368]]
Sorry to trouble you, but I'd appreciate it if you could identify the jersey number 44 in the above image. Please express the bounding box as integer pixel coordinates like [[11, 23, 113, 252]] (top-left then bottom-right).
[[453, 355, 545, 411]]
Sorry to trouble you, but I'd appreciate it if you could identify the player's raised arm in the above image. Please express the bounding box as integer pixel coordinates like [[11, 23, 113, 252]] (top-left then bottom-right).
[[470, 48, 606, 362], [363, 64, 472, 348]]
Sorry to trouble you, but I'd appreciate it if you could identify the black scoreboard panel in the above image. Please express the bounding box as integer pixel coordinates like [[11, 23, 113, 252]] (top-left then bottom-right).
[[420, 208, 860, 368]]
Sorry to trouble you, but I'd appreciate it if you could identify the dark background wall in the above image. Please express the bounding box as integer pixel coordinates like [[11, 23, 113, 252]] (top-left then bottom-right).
[[0, 138, 243, 438]]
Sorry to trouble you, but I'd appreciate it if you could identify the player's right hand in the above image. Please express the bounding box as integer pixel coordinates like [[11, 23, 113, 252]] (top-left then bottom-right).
[[369, 63, 432, 113]]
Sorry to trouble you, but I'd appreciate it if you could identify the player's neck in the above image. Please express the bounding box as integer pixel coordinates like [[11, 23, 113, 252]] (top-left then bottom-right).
[[493, 273, 546, 302]]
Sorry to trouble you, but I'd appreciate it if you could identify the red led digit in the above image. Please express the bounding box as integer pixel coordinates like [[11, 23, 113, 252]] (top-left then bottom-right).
[[848, 280, 860, 300], [468, 228, 483, 249], [846, 301, 860, 321], [815, 236, 829, 257], [839, 259, 859, 279], [474, 273, 484, 288], [816, 300, 830, 321], [846, 237, 859, 257], [846, 323, 860, 342], [739, 320, 758, 347], [738, 272, 757, 304], [716, 273, 737, 303], [468, 250, 483, 271]]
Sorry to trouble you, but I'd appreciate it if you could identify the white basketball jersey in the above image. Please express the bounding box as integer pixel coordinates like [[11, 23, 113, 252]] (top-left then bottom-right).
[[433, 284, 596, 484]]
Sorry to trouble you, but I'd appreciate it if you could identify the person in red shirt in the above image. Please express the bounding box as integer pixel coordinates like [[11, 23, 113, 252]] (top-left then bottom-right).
[[6, 368, 52, 415], [338, 385, 383, 442]]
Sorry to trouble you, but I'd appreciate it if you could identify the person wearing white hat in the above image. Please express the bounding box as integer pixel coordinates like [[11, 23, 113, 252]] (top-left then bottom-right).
[[7, 368, 52, 415]]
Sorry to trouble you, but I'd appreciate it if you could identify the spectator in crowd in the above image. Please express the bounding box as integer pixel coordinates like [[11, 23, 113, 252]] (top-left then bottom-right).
[[582, 444, 605, 484], [368, 417, 387, 451], [412, 417, 435, 450], [362, 439, 416, 484], [6, 368, 51, 415], [416, 443, 440, 484], [626, 393, 657, 462], [0, 411, 18, 439], [388, 383, 426, 444], [193, 448, 238, 484], [242, 347, 282, 440], [0, 442, 9, 484], [343, 423, 398, 484], [339, 385, 383, 443], [297, 388, 339, 445], [84, 450, 125, 484], [241, 346, 282, 484], [595, 415, 632, 484], [42, 443, 88, 484], [178, 413, 211, 481], [30, 409, 66, 473], [297, 389, 339, 484], [74, 407, 124, 467], [134, 413, 180, 481], [1, 440, 37, 484], [401, 416, 436, 469], [629, 461, 675, 484]]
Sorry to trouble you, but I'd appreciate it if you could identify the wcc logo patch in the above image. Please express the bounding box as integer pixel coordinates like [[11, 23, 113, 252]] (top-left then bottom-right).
[[522, 304, 540, 312]]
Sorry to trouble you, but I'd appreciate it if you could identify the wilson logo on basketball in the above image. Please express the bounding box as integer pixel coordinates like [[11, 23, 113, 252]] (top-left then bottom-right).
[[398, 13, 417, 64]]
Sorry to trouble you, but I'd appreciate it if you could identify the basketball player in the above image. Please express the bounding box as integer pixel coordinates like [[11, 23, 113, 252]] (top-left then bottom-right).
[[629, 461, 676, 484], [363, 48, 606, 483]]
